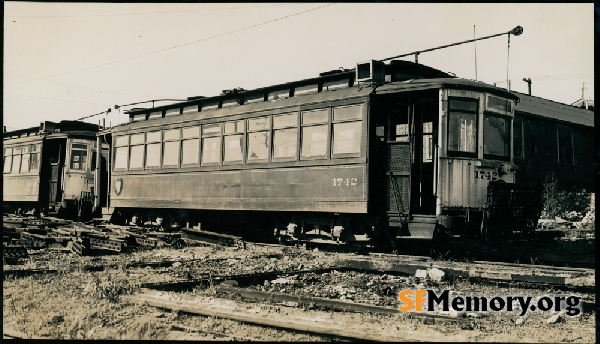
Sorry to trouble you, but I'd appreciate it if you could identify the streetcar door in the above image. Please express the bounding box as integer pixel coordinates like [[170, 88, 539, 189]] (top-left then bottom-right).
[[386, 140, 411, 227], [41, 139, 66, 211]]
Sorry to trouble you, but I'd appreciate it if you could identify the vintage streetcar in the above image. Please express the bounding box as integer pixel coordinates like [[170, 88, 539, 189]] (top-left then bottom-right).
[[98, 59, 593, 247]]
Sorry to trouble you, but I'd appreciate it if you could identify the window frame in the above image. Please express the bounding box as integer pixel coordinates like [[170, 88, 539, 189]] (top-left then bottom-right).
[[223, 120, 245, 165], [272, 113, 299, 162], [331, 104, 363, 159], [113, 135, 129, 171], [556, 125, 575, 166], [70, 143, 88, 171], [513, 116, 524, 160], [300, 108, 330, 161], [201, 123, 222, 166], [446, 97, 478, 158], [3, 147, 13, 174], [246, 116, 271, 164], [145, 130, 162, 169], [162, 128, 181, 168], [128, 133, 145, 170], [482, 112, 511, 162], [181, 126, 200, 167]]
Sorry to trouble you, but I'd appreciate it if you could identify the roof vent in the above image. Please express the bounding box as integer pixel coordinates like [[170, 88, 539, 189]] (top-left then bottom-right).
[[356, 60, 385, 85]]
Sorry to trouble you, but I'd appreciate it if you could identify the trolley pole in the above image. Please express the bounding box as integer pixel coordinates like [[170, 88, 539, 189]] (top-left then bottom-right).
[[523, 78, 532, 95]]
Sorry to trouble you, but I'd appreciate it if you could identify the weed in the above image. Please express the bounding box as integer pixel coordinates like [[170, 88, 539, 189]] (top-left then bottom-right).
[[541, 174, 591, 220], [86, 272, 139, 302]]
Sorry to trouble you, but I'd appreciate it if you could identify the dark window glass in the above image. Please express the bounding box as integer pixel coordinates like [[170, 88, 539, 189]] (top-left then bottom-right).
[[514, 116, 523, 159], [557, 126, 574, 165], [70, 144, 88, 170], [483, 115, 509, 159]]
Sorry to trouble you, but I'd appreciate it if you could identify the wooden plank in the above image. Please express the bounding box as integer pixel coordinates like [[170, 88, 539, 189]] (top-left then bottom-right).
[[123, 291, 425, 342], [215, 284, 469, 324]]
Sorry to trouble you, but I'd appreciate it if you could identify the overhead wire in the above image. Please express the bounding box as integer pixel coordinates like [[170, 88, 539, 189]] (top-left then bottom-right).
[[14, 3, 335, 84]]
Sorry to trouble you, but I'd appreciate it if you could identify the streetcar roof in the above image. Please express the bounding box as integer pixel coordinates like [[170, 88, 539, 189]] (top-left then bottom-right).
[[513, 91, 594, 127], [374, 77, 519, 100]]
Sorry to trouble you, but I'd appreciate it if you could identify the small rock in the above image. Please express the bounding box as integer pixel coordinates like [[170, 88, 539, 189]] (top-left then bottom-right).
[[466, 312, 480, 318], [172, 262, 182, 268], [415, 269, 427, 278], [546, 311, 564, 324], [448, 309, 466, 318], [515, 316, 527, 325], [154, 312, 165, 318], [427, 268, 445, 282]]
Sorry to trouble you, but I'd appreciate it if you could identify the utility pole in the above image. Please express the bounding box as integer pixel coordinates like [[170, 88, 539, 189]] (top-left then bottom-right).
[[523, 78, 532, 95]]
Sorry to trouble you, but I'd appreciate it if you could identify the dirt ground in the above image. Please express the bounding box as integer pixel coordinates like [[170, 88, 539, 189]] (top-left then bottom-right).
[[3, 242, 596, 342]]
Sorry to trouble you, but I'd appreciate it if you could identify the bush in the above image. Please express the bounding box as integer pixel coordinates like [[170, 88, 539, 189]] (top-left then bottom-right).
[[541, 174, 591, 221]]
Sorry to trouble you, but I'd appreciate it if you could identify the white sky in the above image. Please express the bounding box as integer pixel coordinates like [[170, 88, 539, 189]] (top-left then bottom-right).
[[3, 3, 594, 131]]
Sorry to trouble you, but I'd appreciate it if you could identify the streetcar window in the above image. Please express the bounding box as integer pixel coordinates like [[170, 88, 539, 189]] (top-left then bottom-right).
[[224, 120, 244, 134], [164, 129, 180, 142], [115, 136, 129, 147], [224, 135, 243, 163], [273, 113, 298, 161], [396, 124, 409, 142], [247, 131, 270, 161], [514, 116, 524, 159], [423, 122, 433, 163], [163, 141, 180, 167], [182, 139, 200, 165], [30, 144, 39, 171], [129, 145, 144, 169], [332, 105, 362, 157], [557, 126, 574, 166], [129, 133, 145, 169], [3, 148, 12, 174], [247, 117, 270, 162], [182, 126, 200, 165], [223, 121, 244, 164], [302, 109, 328, 125], [483, 114, 509, 160], [20, 153, 31, 173], [203, 123, 221, 135], [333, 105, 362, 122], [301, 125, 328, 158], [146, 131, 161, 143], [447, 98, 477, 156], [332, 121, 361, 155], [114, 147, 128, 169], [130, 133, 144, 145], [273, 113, 297, 128], [163, 129, 180, 167], [143, 131, 162, 169], [202, 136, 221, 164], [248, 117, 269, 131], [301, 109, 328, 159], [70, 144, 88, 170], [273, 128, 298, 159], [145, 143, 161, 168]]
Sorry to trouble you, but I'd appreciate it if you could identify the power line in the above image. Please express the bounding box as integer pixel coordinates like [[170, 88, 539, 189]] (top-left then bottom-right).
[[14, 4, 335, 84]]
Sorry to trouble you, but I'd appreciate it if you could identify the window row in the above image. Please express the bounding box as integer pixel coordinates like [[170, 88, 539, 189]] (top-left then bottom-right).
[[114, 105, 364, 170], [447, 98, 510, 161], [513, 117, 576, 166], [3, 144, 40, 174]]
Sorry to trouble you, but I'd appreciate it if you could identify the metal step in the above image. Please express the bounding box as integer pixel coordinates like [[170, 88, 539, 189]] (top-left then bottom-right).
[[409, 215, 437, 224]]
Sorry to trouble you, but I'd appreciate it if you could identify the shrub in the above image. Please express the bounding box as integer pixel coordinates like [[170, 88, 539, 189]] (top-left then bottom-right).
[[541, 174, 591, 221]]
